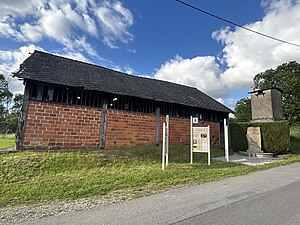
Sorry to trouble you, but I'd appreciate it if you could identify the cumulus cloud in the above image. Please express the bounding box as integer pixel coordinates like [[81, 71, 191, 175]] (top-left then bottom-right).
[[155, 55, 226, 97], [0, 45, 44, 94], [0, 45, 97, 94], [95, 1, 134, 48], [155, 0, 300, 99], [0, 0, 134, 55]]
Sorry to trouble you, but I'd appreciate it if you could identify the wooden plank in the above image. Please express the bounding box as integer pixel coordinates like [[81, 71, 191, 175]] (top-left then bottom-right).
[[16, 81, 30, 150], [37, 83, 43, 100], [99, 100, 108, 149], [155, 106, 160, 146]]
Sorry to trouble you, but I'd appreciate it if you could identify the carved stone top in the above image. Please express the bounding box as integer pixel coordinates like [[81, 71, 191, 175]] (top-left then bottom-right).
[[250, 88, 283, 122]]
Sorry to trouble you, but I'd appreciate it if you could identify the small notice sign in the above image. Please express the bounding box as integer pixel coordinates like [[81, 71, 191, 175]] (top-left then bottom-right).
[[192, 127, 209, 152], [192, 117, 199, 124]]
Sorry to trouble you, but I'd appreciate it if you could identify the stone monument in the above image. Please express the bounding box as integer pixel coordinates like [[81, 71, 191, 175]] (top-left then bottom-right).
[[246, 127, 262, 156], [245, 88, 283, 157]]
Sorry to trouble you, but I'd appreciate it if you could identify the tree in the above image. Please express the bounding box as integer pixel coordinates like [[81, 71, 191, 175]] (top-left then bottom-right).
[[0, 74, 20, 133], [233, 98, 251, 122], [11, 94, 23, 113], [0, 74, 13, 118], [253, 61, 300, 124]]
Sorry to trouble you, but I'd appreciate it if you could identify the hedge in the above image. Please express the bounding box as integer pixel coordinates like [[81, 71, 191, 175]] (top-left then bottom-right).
[[229, 121, 290, 154]]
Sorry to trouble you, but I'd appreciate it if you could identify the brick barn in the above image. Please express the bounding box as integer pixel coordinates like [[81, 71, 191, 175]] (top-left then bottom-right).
[[14, 51, 232, 150]]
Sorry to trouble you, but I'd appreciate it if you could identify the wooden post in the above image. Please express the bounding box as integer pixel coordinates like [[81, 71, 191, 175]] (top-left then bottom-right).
[[190, 116, 193, 164], [100, 100, 108, 149], [155, 106, 160, 146], [208, 125, 211, 166], [224, 118, 229, 162], [162, 122, 166, 170], [165, 115, 169, 166], [16, 81, 30, 150], [114, 128, 117, 148]]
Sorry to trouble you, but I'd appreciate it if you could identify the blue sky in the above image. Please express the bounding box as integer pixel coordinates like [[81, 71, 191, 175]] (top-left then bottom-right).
[[1, 0, 300, 110]]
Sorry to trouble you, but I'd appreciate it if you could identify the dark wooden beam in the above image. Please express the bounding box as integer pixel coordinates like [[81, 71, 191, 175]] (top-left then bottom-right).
[[99, 99, 108, 149], [15, 81, 30, 150], [155, 106, 160, 146]]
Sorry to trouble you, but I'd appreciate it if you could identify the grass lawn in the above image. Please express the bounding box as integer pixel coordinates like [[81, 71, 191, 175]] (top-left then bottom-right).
[[1, 145, 300, 207], [0, 134, 15, 150]]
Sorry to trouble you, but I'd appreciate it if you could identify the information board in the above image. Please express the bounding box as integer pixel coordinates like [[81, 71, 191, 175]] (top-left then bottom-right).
[[190, 116, 211, 165], [192, 127, 209, 153]]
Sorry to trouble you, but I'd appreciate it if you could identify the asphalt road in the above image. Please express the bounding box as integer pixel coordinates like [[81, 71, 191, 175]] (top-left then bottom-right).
[[20, 162, 300, 225], [175, 180, 300, 225]]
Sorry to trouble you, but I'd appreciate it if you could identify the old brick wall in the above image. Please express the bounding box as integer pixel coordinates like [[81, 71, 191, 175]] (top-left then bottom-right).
[[160, 117, 221, 146], [21, 101, 221, 149], [105, 110, 156, 148], [22, 101, 102, 149]]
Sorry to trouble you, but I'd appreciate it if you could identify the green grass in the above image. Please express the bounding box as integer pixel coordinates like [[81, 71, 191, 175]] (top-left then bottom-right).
[[290, 126, 300, 152], [0, 134, 15, 150], [1, 145, 300, 207]]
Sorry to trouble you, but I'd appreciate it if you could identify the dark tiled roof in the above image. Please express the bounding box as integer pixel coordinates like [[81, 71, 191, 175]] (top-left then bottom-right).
[[15, 51, 232, 113]]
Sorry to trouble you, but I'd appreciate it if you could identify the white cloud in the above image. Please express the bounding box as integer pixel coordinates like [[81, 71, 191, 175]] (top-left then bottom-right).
[[0, 0, 134, 54], [55, 51, 92, 64], [0, 45, 44, 94], [215, 0, 300, 90], [154, 55, 227, 97], [20, 23, 43, 42], [95, 0, 134, 48], [216, 98, 224, 105], [155, 0, 300, 100]]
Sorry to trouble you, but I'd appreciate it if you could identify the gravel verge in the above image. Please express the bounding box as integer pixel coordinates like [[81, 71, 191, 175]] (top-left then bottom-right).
[[0, 187, 164, 225]]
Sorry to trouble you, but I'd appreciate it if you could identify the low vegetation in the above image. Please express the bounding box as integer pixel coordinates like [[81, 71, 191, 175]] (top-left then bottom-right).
[[1, 145, 300, 207], [0, 134, 15, 150], [230, 121, 290, 154], [290, 126, 300, 152]]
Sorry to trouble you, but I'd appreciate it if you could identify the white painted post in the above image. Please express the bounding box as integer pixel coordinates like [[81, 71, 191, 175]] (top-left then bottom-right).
[[162, 122, 166, 170], [190, 116, 193, 164], [166, 115, 169, 167], [224, 118, 229, 162], [208, 125, 211, 166]]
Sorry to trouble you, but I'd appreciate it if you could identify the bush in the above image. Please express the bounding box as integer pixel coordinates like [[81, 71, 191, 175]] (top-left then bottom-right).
[[229, 121, 290, 154]]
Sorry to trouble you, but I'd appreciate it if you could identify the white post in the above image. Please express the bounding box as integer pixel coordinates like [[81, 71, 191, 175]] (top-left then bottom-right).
[[190, 116, 193, 164], [208, 125, 211, 166], [224, 118, 229, 162], [166, 115, 169, 167], [162, 122, 166, 170]]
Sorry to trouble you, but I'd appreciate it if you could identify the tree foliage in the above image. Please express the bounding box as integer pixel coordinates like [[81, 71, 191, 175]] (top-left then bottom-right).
[[0, 74, 23, 133], [253, 61, 300, 124], [233, 98, 251, 122]]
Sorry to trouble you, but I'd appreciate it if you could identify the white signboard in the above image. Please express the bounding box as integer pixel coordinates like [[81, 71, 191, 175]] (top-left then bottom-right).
[[192, 127, 209, 153], [190, 116, 211, 165]]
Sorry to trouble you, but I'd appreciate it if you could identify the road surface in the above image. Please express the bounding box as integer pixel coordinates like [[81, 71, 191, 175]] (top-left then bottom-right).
[[20, 162, 300, 225]]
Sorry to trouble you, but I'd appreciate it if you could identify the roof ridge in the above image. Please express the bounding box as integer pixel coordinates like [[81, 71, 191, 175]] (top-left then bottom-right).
[[33, 50, 199, 90], [16, 50, 232, 113]]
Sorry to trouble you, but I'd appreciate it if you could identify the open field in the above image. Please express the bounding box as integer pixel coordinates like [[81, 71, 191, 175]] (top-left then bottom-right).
[[1, 145, 300, 207], [0, 134, 15, 150]]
